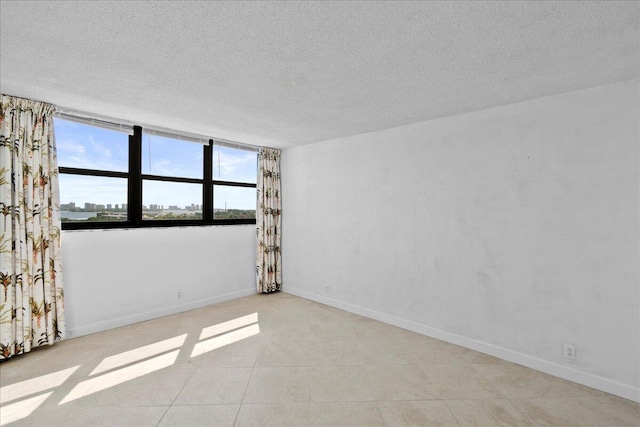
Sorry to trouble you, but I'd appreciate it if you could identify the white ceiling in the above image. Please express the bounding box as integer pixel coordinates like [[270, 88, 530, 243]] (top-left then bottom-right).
[[1, 1, 638, 149]]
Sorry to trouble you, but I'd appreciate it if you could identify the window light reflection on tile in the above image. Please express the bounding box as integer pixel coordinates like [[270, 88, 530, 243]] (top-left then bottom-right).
[[59, 350, 180, 405], [0, 392, 53, 426], [90, 334, 187, 376], [191, 323, 260, 358], [0, 365, 79, 404], [199, 313, 259, 340]]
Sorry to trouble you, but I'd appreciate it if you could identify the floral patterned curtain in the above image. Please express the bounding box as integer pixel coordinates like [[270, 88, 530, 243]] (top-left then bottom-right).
[[256, 147, 282, 293], [0, 94, 65, 360]]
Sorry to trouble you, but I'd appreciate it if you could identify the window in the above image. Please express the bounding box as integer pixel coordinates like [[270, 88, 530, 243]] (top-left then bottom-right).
[[212, 145, 258, 220], [55, 117, 130, 224], [55, 115, 257, 230], [142, 132, 203, 179], [214, 186, 257, 219], [141, 131, 204, 222]]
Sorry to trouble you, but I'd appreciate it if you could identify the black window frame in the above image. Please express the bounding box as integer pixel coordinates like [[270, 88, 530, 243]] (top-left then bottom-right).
[[58, 123, 257, 230]]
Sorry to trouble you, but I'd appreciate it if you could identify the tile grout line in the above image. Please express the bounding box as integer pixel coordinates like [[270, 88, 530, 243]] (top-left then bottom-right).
[[505, 397, 540, 426], [155, 346, 203, 427], [231, 368, 254, 427], [441, 400, 465, 427], [308, 321, 312, 424], [232, 295, 288, 426]]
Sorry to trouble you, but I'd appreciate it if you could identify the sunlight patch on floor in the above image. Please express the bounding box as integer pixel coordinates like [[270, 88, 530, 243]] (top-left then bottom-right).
[[0, 365, 79, 405], [192, 323, 260, 358], [199, 313, 259, 340], [59, 350, 179, 405], [1, 312, 262, 423], [90, 334, 187, 376], [0, 392, 53, 426], [0, 366, 79, 426]]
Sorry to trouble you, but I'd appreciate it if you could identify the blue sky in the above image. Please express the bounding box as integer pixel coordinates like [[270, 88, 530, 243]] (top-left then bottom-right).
[[54, 118, 258, 209]]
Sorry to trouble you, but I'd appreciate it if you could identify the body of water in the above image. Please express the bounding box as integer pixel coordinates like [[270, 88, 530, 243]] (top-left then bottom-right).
[[61, 211, 98, 220]]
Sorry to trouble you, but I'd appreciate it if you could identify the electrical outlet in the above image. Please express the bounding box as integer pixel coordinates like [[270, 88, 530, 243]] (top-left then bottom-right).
[[564, 344, 576, 360], [325, 286, 330, 294], [177, 290, 182, 299]]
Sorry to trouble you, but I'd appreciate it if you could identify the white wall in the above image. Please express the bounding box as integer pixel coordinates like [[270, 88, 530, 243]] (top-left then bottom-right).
[[61, 225, 256, 337], [281, 80, 639, 401]]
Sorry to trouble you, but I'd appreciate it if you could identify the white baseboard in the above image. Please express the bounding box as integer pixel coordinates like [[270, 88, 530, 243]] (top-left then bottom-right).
[[284, 286, 640, 403], [66, 288, 256, 338]]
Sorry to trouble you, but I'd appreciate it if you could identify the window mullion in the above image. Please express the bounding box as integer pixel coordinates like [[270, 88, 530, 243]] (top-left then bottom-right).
[[203, 140, 214, 222], [128, 125, 143, 225], [59, 167, 128, 179]]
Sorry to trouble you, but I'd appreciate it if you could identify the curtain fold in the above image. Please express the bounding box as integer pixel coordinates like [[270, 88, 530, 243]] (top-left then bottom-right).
[[256, 147, 282, 293], [0, 94, 65, 360]]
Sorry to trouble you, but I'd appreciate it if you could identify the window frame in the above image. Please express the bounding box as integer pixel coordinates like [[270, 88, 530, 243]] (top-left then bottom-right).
[[58, 123, 257, 230]]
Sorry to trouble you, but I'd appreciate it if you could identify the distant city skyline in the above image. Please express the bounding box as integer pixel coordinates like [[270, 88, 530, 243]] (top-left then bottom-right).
[[60, 202, 209, 211], [60, 200, 255, 212]]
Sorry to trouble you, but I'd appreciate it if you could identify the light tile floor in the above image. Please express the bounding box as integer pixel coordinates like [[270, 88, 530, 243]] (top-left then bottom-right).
[[1, 292, 639, 426]]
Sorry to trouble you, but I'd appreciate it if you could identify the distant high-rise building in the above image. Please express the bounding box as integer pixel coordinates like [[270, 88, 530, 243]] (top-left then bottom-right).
[[107, 204, 112, 209]]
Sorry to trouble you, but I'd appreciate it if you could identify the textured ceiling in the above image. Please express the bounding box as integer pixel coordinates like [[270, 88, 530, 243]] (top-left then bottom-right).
[[1, 1, 638, 149]]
